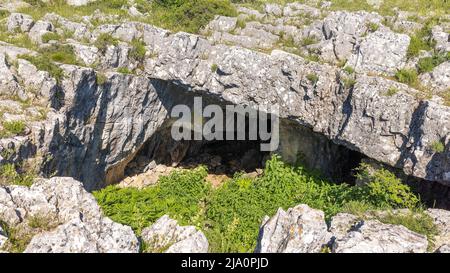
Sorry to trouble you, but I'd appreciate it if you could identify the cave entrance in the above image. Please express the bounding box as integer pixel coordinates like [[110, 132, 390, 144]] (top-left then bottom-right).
[[122, 112, 272, 187]]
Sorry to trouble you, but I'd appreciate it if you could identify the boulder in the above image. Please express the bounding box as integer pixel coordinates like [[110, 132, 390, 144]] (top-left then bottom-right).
[[7, 13, 34, 32], [0, 52, 27, 101], [0, 225, 7, 249], [348, 30, 410, 75], [28, 20, 54, 44], [255, 204, 331, 253], [0, 177, 140, 253], [141, 215, 209, 253], [332, 219, 428, 253], [436, 245, 450, 253]]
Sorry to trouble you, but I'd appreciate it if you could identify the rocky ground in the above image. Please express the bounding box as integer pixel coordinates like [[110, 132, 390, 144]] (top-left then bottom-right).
[[0, 0, 449, 253]]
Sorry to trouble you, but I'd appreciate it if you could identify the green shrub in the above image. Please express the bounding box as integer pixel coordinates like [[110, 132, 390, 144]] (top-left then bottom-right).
[[417, 53, 449, 74], [0, 163, 34, 187], [152, 0, 237, 33], [306, 73, 319, 84], [117, 67, 132, 74], [344, 66, 355, 74], [129, 39, 147, 63], [211, 63, 218, 72], [342, 77, 356, 89], [41, 32, 61, 43], [366, 22, 379, 32], [40, 44, 78, 65], [96, 72, 107, 85], [395, 69, 418, 85], [430, 141, 445, 153], [94, 167, 210, 234], [94, 33, 119, 53], [95, 156, 425, 253], [385, 87, 399, 96], [355, 163, 420, 209], [19, 54, 64, 82], [1, 120, 26, 137]]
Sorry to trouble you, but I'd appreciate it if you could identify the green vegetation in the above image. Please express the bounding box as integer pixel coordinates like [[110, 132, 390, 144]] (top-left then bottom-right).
[[0, 163, 34, 187], [306, 73, 319, 84], [236, 17, 247, 29], [0, 120, 26, 137], [300, 35, 318, 46], [41, 32, 61, 43], [40, 44, 79, 65], [366, 22, 379, 32], [430, 141, 445, 153], [344, 66, 355, 74], [0, 221, 33, 253], [0, 10, 10, 20], [95, 156, 430, 253], [117, 67, 133, 74], [395, 69, 418, 86], [18, 54, 65, 83], [129, 39, 147, 63], [417, 53, 449, 73], [94, 33, 119, 54], [211, 63, 219, 73], [342, 77, 356, 89], [96, 72, 107, 85], [385, 87, 399, 96]]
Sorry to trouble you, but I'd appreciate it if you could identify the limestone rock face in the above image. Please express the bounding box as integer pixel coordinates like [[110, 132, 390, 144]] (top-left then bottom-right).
[[0, 225, 7, 249], [0, 177, 139, 253], [332, 219, 428, 253], [255, 204, 332, 253], [0, 5, 449, 191], [141, 215, 209, 253]]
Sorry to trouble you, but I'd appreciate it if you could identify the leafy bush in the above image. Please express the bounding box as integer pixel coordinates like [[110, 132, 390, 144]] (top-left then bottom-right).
[[306, 73, 319, 84], [355, 163, 420, 209], [40, 44, 78, 65], [395, 69, 418, 85], [0, 120, 26, 137], [430, 141, 445, 153], [94, 167, 211, 234], [366, 22, 379, 32], [150, 0, 237, 33], [0, 163, 34, 187], [344, 66, 355, 74], [95, 156, 426, 253]]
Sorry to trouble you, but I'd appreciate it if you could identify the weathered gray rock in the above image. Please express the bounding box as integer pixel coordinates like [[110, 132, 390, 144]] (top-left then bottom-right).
[[43, 13, 91, 41], [329, 213, 360, 241], [0, 224, 7, 249], [419, 62, 450, 93], [426, 209, 450, 251], [141, 215, 208, 253], [0, 52, 27, 101], [206, 16, 237, 33], [0, 177, 139, 253], [332, 219, 428, 253], [255, 204, 331, 253], [7, 13, 34, 33], [69, 42, 99, 66], [67, 0, 96, 6], [436, 244, 450, 253], [348, 29, 410, 75], [28, 20, 54, 44], [264, 3, 283, 17], [432, 25, 450, 53]]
